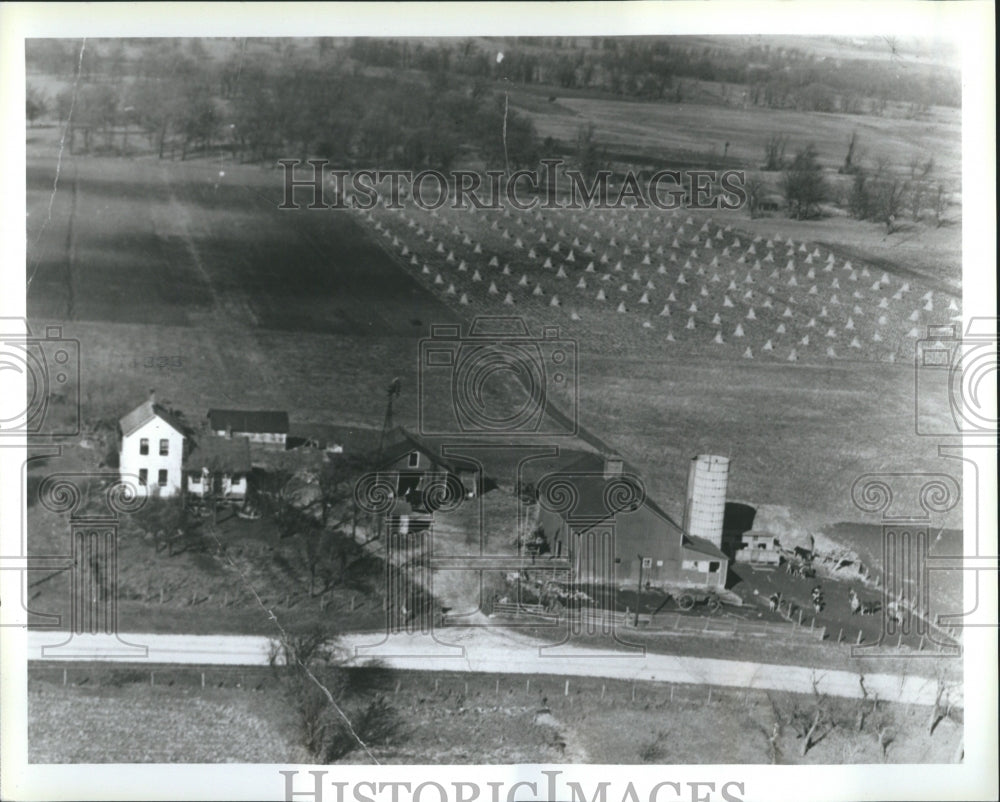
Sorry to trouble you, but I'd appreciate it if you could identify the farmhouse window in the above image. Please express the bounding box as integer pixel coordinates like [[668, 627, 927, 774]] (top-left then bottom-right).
[[159, 439, 169, 456], [139, 438, 149, 455], [158, 469, 168, 487], [708, 561, 720, 573], [408, 451, 419, 468], [138, 469, 148, 486], [191, 473, 201, 485]]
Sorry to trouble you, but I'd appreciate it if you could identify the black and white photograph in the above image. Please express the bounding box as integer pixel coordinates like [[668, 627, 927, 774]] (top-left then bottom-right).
[[1, 2, 996, 801]]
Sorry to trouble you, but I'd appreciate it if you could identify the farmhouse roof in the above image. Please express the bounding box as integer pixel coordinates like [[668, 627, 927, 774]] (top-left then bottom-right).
[[183, 435, 252, 474], [119, 399, 187, 438], [208, 409, 289, 435], [378, 427, 474, 474]]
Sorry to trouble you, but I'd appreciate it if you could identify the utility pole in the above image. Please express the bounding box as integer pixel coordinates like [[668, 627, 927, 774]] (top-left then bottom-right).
[[636, 554, 644, 627], [377, 377, 401, 463]]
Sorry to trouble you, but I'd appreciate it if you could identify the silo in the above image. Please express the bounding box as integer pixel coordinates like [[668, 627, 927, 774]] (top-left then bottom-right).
[[683, 455, 729, 549]]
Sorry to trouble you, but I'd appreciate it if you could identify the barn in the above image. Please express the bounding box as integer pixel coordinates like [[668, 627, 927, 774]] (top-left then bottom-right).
[[534, 453, 729, 591], [207, 408, 289, 448]]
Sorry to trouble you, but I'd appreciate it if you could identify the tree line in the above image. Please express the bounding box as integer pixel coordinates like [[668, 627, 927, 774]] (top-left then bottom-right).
[[749, 131, 951, 231], [28, 39, 544, 170]]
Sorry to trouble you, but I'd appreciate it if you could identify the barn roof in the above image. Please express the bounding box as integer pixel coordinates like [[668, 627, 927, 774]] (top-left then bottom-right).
[[119, 399, 187, 438], [537, 455, 728, 562], [208, 409, 289, 434], [541, 451, 686, 532], [183, 435, 252, 474], [680, 534, 728, 561]]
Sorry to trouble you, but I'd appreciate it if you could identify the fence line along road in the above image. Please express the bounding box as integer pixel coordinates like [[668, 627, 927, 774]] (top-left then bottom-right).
[[25, 629, 956, 708]]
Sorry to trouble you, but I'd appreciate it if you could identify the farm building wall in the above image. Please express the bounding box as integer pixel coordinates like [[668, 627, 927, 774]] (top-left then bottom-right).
[[538, 503, 726, 590], [120, 417, 185, 498], [215, 429, 286, 448]]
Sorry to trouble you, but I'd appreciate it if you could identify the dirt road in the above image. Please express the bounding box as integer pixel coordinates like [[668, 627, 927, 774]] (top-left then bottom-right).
[[25, 627, 952, 707]]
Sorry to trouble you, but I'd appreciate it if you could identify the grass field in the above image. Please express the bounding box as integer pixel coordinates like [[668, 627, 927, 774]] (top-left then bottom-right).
[[516, 91, 960, 183], [29, 664, 962, 764]]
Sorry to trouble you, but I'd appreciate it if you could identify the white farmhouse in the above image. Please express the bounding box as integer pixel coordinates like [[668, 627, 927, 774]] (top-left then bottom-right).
[[118, 393, 186, 497]]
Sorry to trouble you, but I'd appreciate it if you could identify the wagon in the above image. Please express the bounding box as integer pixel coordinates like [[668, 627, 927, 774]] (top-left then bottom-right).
[[668, 585, 742, 613]]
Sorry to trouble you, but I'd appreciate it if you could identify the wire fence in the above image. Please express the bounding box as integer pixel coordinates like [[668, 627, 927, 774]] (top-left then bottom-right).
[[26, 663, 836, 712]]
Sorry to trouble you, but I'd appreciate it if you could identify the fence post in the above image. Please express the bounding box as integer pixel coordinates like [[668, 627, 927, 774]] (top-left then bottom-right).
[[838, 628, 843, 643], [495, 679, 500, 696], [201, 672, 205, 689], [918, 635, 926, 651], [631, 684, 636, 701], [395, 679, 401, 695], [797, 609, 803, 627], [707, 687, 712, 704], [62, 668, 67, 686], [675, 614, 681, 630], [856, 629, 863, 645], [670, 685, 674, 703], [150, 671, 155, 687], [526, 679, 530, 693], [435, 678, 439, 693], [564, 679, 570, 696], [601, 684, 606, 699]]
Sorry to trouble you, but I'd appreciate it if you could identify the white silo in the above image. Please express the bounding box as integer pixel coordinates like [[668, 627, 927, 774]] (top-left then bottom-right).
[[683, 455, 730, 549]]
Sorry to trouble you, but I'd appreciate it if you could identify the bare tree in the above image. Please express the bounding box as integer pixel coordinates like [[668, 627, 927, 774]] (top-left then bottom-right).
[[26, 84, 47, 127], [782, 144, 826, 220], [840, 130, 858, 174], [931, 183, 949, 227], [764, 133, 788, 171], [790, 674, 836, 756], [750, 694, 784, 764], [876, 179, 908, 233], [873, 710, 896, 761], [744, 175, 765, 219]]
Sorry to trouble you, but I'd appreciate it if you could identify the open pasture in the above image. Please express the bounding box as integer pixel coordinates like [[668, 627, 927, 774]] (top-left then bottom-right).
[[26, 136, 962, 538], [363, 193, 961, 527], [515, 91, 961, 181]]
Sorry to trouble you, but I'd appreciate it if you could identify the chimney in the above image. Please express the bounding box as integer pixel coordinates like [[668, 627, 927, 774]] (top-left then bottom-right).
[[603, 454, 624, 479]]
